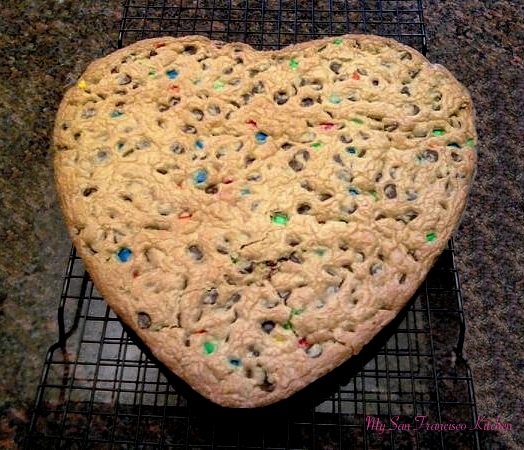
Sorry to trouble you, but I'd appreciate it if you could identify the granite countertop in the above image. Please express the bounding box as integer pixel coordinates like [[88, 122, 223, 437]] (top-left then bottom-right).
[[0, 0, 522, 448]]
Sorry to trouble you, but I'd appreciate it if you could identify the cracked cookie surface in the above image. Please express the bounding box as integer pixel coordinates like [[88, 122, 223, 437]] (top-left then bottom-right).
[[54, 34, 476, 407]]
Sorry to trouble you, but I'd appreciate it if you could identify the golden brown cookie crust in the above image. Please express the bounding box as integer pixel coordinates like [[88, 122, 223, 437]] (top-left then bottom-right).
[[53, 34, 476, 408]]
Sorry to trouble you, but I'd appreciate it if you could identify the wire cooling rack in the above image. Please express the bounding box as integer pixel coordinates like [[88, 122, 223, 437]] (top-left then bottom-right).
[[25, 1, 481, 448]]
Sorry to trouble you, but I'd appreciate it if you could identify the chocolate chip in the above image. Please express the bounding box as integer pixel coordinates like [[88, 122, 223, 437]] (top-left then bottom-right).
[[259, 377, 275, 392], [207, 104, 221, 115], [339, 134, 353, 144], [191, 109, 204, 121], [203, 288, 218, 305], [137, 312, 151, 329], [83, 187, 97, 197], [182, 124, 197, 134], [261, 320, 275, 333], [422, 149, 439, 162], [288, 158, 304, 172], [277, 290, 291, 300], [289, 251, 303, 264], [318, 192, 332, 202], [188, 245, 203, 260], [370, 263, 383, 275], [329, 61, 342, 74], [384, 184, 397, 199], [301, 97, 314, 107], [171, 142, 186, 154], [117, 74, 132, 85], [273, 91, 289, 105], [238, 261, 254, 274], [300, 180, 314, 191], [305, 343, 322, 358], [297, 203, 311, 214], [184, 45, 197, 55], [205, 184, 219, 194]]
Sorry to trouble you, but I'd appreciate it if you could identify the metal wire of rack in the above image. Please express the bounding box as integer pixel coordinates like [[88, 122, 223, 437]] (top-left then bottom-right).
[[25, 1, 481, 448]]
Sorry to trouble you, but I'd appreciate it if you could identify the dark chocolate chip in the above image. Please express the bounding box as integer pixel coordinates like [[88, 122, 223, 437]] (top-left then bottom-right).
[[207, 104, 221, 115], [297, 203, 311, 214], [182, 124, 197, 134], [339, 134, 353, 144], [188, 245, 203, 260], [261, 320, 275, 333], [300, 180, 314, 191], [288, 158, 304, 172], [259, 377, 275, 392], [422, 149, 439, 162], [306, 344, 323, 358], [318, 192, 333, 202], [184, 45, 198, 55], [191, 109, 204, 121], [205, 184, 219, 194], [277, 290, 291, 301], [329, 61, 342, 74], [203, 288, 219, 305], [171, 142, 186, 154], [137, 312, 151, 329], [117, 74, 132, 85], [301, 97, 314, 107], [384, 184, 397, 199], [289, 251, 303, 264], [273, 91, 289, 105], [83, 187, 98, 197]]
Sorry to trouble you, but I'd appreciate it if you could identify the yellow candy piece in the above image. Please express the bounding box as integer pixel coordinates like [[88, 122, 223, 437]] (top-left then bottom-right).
[[77, 79, 87, 89]]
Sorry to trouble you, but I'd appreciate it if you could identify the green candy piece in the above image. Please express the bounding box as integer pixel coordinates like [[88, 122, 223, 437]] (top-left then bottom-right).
[[271, 212, 288, 225], [333, 38, 343, 45], [289, 59, 299, 70], [204, 341, 216, 355], [291, 307, 305, 316], [328, 94, 341, 104], [282, 321, 293, 330], [369, 191, 379, 201], [212, 80, 224, 91], [426, 232, 437, 242], [311, 142, 323, 150], [466, 138, 475, 148], [351, 118, 363, 125], [432, 128, 446, 136]]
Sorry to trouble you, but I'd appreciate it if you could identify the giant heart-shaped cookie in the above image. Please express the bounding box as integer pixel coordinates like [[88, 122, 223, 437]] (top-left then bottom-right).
[[54, 35, 476, 408]]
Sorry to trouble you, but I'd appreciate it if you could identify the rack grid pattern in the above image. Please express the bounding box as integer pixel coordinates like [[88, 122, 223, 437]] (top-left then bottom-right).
[[25, 1, 480, 448]]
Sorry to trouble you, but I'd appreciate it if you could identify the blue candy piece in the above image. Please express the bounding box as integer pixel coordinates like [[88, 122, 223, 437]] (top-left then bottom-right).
[[193, 169, 208, 184], [195, 139, 204, 150], [117, 247, 132, 262], [348, 187, 360, 196], [166, 69, 178, 79], [255, 132, 268, 143], [229, 358, 241, 367]]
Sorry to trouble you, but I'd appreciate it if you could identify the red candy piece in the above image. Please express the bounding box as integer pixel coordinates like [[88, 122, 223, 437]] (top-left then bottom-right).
[[178, 211, 192, 219], [132, 270, 139, 279], [246, 119, 257, 128], [320, 122, 335, 131], [170, 84, 180, 92], [298, 337, 310, 349], [156, 42, 166, 48], [352, 71, 360, 80], [222, 176, 234, 184]]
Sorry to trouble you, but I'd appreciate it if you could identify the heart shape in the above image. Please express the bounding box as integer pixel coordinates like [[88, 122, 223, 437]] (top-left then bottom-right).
[[54, 34, 476, 407]]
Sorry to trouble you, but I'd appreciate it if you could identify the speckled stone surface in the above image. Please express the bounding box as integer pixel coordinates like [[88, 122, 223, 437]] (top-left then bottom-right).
[[0, 1, 522, 448]]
